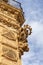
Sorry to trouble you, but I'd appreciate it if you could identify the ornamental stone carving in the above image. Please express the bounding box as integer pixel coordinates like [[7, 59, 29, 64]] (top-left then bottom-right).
[[0, 0, 32, 65]]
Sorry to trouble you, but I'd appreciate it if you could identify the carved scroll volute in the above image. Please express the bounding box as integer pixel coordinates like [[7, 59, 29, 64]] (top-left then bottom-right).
[[18, 25, 32, 57], [18, 25, 32, 41], [24, 25, 32, 35]]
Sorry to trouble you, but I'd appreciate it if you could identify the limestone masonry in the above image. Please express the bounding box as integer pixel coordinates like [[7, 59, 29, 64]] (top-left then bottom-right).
[[0, 0, 32, 65]]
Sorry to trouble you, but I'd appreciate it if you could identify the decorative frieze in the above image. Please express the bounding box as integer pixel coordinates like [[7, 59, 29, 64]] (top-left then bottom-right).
[[0, 0, 32, 65], [0, 1, 25, 26]]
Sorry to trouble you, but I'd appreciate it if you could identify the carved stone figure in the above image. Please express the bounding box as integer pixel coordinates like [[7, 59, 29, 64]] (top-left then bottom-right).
[[0, 0, 32, 65]]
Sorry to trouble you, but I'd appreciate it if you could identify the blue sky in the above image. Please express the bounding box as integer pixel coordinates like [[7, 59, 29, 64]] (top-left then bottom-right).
[[9, 0, 43, 65], [17, 0, 43, 65]]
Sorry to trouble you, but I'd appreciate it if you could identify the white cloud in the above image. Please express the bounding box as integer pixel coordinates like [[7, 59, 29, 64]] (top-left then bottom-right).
[[22, 21, 43, 65], [29, 22, 43, 45], [7, 0, 43, 65], [21, 0, 43, 64]]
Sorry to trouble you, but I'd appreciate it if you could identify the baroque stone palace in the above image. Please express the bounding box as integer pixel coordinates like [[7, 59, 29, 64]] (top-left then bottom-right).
[[0, 0, 32, 65]]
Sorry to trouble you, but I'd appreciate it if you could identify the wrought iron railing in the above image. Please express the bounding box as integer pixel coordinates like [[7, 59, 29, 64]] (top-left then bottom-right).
[[8, 0, 22, 9]]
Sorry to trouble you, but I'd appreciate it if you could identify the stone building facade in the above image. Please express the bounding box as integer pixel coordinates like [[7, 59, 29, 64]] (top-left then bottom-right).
[[0, 0, 32, 65]]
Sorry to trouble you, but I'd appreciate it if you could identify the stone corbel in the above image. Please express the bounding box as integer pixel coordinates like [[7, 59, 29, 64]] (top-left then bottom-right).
[[18, 41, 29, 57]]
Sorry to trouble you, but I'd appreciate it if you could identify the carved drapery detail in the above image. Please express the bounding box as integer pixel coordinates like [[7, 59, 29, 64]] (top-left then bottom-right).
[[2, 31, 16, 41], [2, 46, 18, 62]]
